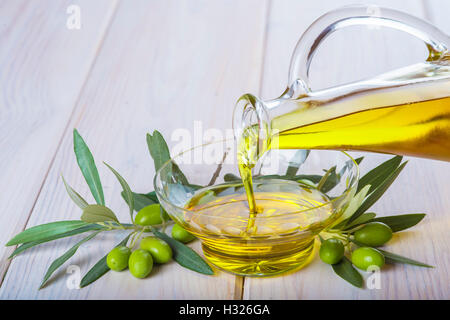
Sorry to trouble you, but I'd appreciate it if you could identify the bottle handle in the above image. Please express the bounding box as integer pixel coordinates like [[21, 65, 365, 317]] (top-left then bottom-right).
[[288, 4, 450, 93]]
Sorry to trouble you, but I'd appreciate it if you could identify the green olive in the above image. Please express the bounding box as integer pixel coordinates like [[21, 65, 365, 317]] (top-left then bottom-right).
[[140, 236, 173, 264], [354, 222, 393, 247], [135, 204, 164, 226], [351, 247, 385, 271], [319, 238, 345, 264], [171, 224, 196, 243], [106, 246, 131, 271], [128, 249, 153, 278]]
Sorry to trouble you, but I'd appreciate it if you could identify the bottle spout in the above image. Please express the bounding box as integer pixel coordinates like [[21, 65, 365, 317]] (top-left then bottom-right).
[[233, 93, 271, 167]]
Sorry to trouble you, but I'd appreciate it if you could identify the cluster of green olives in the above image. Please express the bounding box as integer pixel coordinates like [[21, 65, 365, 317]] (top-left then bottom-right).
[[320, 222, 393, 271], [106, 236, 171, 278], [106, 204, 196, 278]]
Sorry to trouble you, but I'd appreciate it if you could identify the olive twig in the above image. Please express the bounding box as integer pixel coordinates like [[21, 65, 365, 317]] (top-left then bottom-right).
[[130, 227, 146, 248], [97, 222, 113, 231], [128, 231, 138, 249]]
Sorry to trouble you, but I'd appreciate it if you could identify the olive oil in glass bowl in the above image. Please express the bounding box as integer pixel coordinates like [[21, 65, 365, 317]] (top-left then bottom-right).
[[154, 141, 359, 276]]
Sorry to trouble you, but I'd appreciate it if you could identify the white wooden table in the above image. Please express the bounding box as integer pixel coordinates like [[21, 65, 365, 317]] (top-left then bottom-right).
[[0, 0, 449, 299]]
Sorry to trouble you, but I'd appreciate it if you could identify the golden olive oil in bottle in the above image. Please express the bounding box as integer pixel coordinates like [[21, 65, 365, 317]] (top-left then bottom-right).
[[243, 60, 450, 162], [270, 95, 450, 161]]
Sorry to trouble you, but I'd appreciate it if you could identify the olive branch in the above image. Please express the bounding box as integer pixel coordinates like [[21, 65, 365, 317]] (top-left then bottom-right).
[[6, 129, 213, 289], [6, 131, 432, 290]]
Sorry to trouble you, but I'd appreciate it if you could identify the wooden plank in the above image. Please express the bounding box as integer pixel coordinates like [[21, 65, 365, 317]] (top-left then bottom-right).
[[423, 0, 450, 34], [0, 0, 118, 283], [244, 0, 450, 299], [0, 0, 269, 299]]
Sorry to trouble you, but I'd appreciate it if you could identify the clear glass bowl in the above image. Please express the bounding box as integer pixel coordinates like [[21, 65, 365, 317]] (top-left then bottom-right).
[[154, 140, 359, 276]]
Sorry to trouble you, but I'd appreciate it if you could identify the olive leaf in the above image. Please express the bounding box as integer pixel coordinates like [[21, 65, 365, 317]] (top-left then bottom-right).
[[121, 191, 157, 212], [357, 155, 402, 193], [342, 212, 377, 230], [354, 157, 364, 165], [146, 130, 188, 184], [61, 175, 89, 209], [285, 150, 310, 176], [81, 204, 119, 224], [317, 166, 340, 193], [331, 185, 370, 228], [145, 191, 159, 203], [73, 129, 105, 205], [80, 233, 132, 288], [151, 228, 214, 275], [9, 224, 105, 258], [348, 162, 407, 224], [332, 256, 363, 288], [371, 214, 426, 232], [6, 221, 90, 246], [224, 173, 240, 182], [290, 174, 322, 183], [104, 162, 134, 222], [40, 231, 101, 289], [377, 248, 433, 268]]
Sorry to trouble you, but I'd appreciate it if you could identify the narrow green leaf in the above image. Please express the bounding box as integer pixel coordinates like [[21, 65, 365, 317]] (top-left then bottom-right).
[[146, 131, 188, 184], [73, 129, 104, 205], [377, 248, 433, 268], [151, 228, 214, 275], [81, 204, 119, 223], [9, 224, 105, 258], [122, 191, 157, 212], [343, 212, 377, 230], [40, 231, 100, 289], [285, 150, 310, 176], [349, 162, 407, 224], [224, 173, 241, 182], [318, 166, 340, 193], [290, 174, 322, 183], [145, 191, 159, 203], [331, 185, 370, 228], [354, 157, 364, 165], [6, 221, 89, 246], [147, 131, 171, 171], [371, 214, 426, 232], [80, 233, 131, 288], [357, 156, 402, 193], [104, 162, 134, 221], [61, 175, 89, 209], [332, 256, 363, 288]]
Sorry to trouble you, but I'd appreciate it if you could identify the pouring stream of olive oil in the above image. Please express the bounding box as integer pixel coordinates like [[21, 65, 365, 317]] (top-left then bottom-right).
[[179, 5, 450, 275], [184, 55, 450, 275]]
